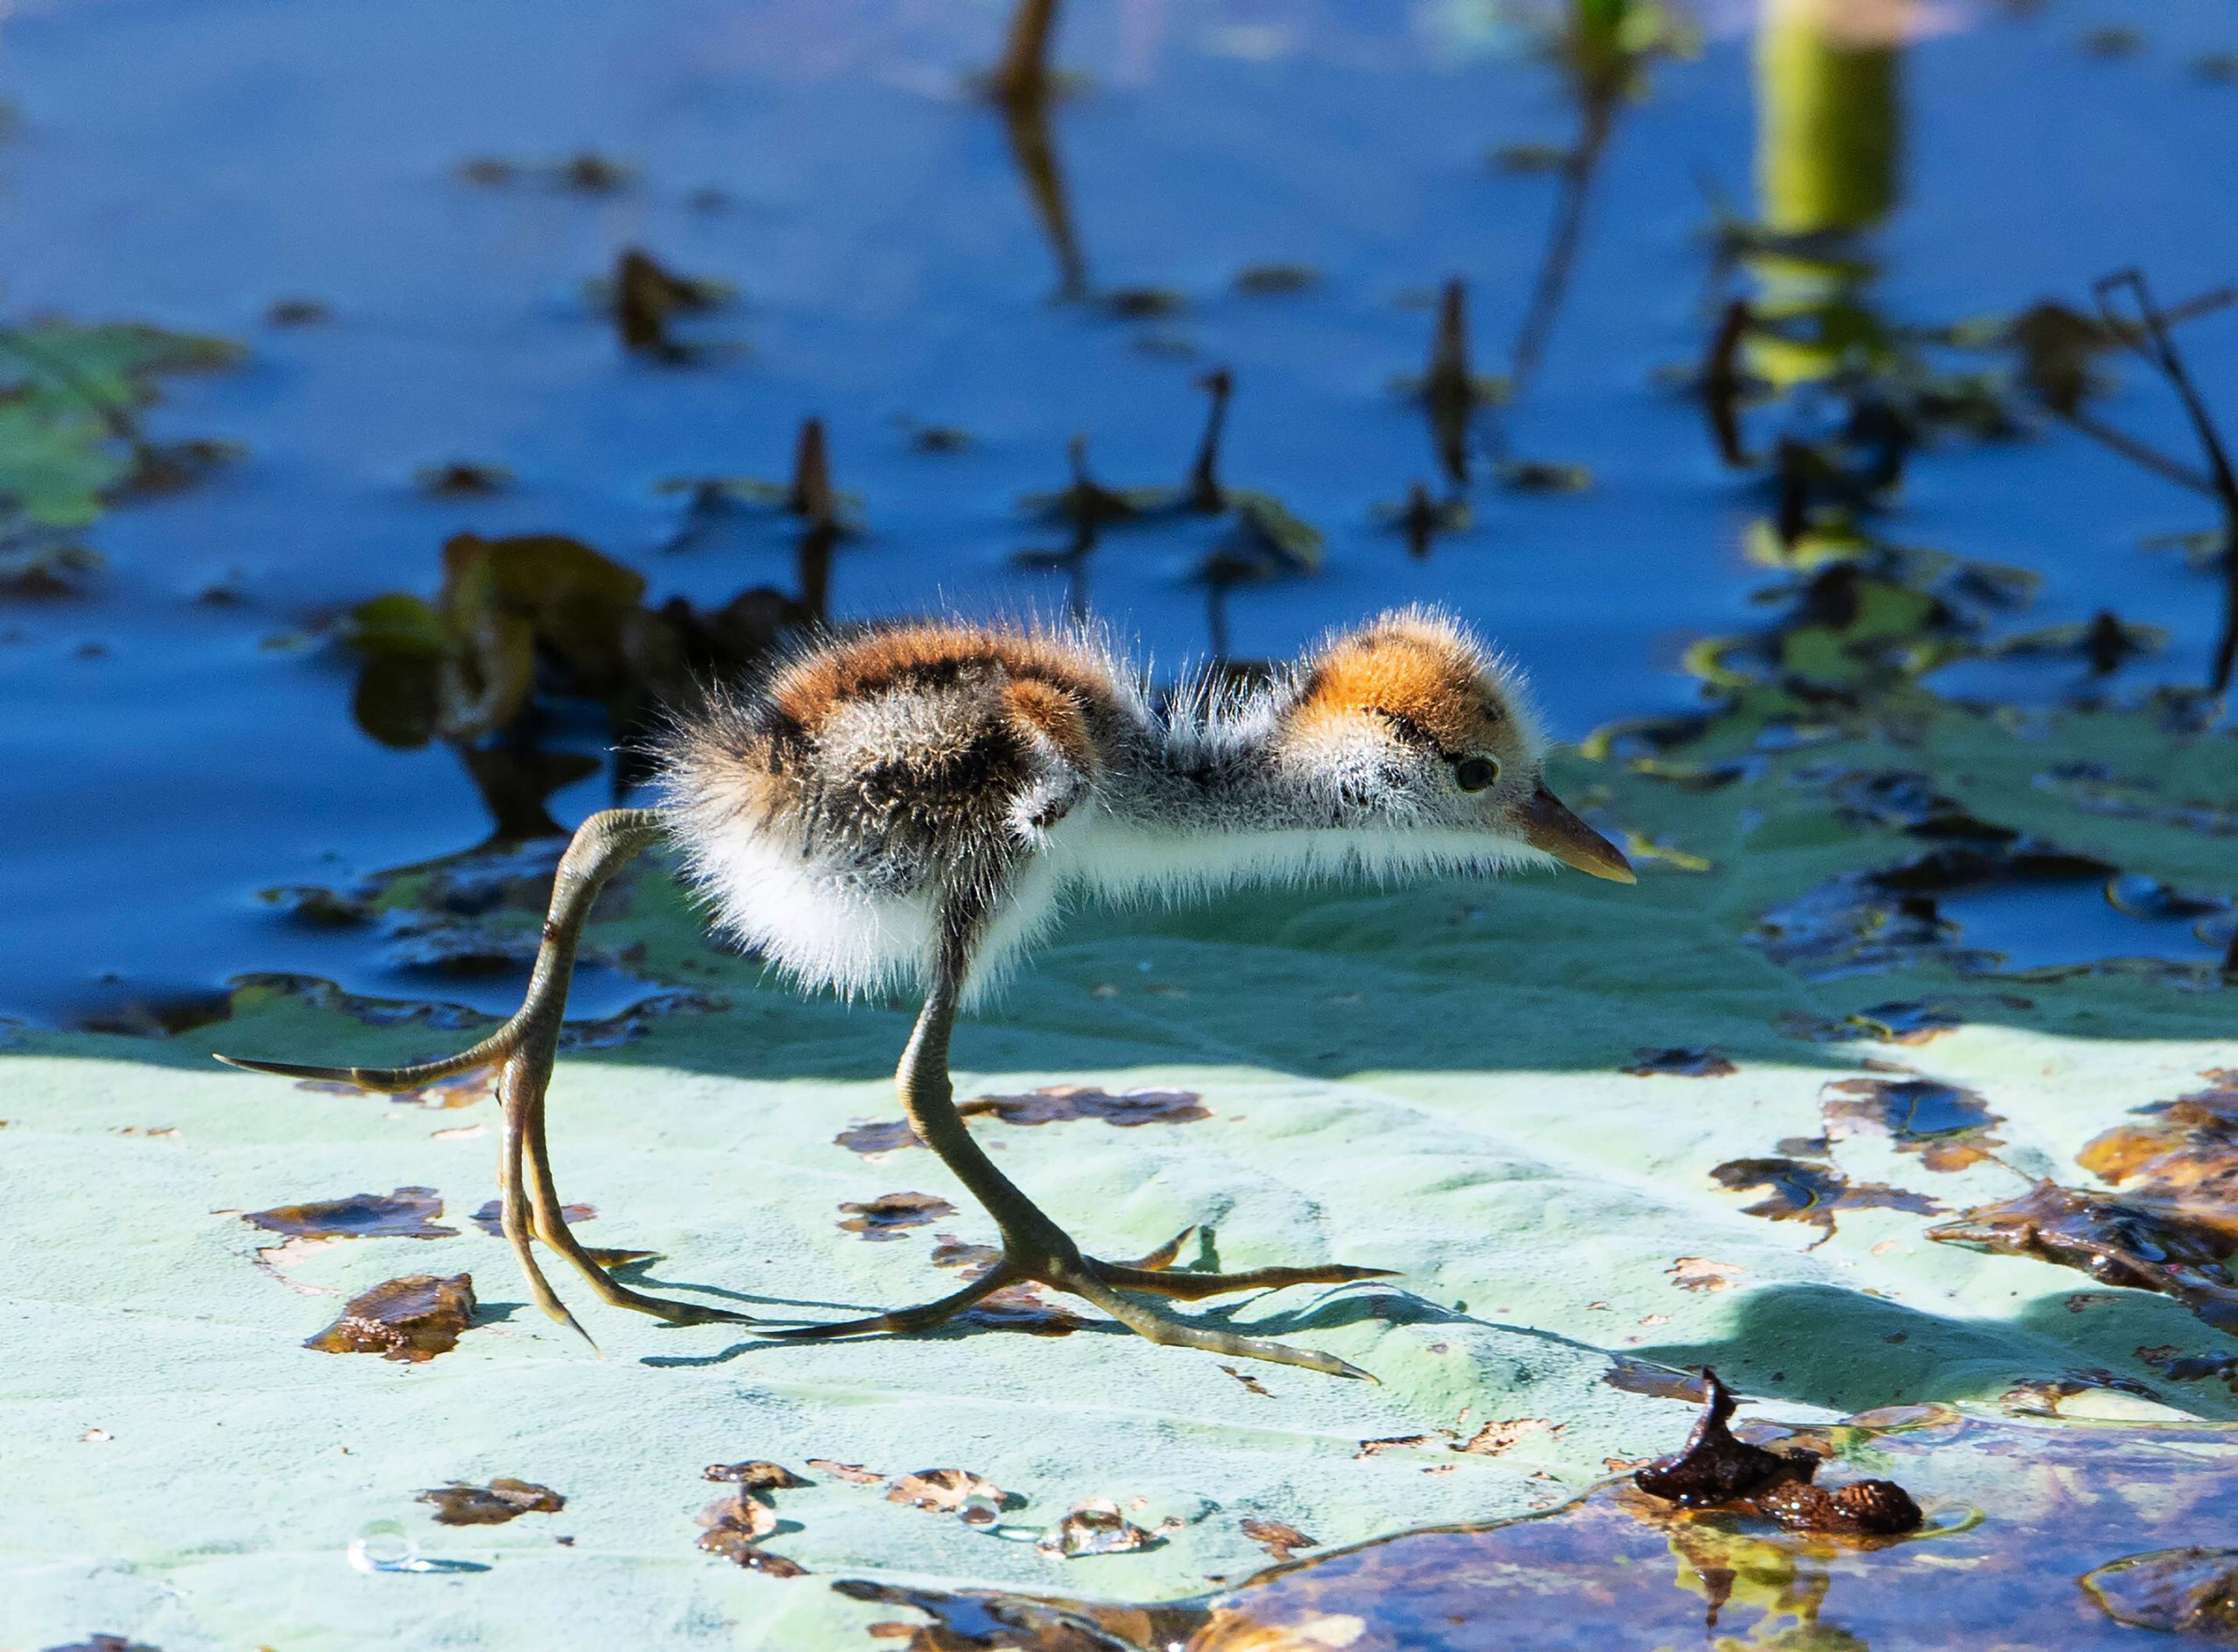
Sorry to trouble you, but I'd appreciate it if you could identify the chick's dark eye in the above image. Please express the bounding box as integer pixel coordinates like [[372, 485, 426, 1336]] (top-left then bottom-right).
[[1454, 755, 1501, 793]]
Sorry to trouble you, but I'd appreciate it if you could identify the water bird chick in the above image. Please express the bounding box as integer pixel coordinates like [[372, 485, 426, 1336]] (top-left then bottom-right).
[[220, 609, 1632, 1378]]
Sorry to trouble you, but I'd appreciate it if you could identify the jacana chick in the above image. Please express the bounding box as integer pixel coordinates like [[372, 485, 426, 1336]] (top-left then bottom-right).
[[221, 609, 1631, 1379]]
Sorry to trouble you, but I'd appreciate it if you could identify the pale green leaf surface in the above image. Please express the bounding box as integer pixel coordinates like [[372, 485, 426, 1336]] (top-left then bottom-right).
[[3, 708, 2235, 1649]]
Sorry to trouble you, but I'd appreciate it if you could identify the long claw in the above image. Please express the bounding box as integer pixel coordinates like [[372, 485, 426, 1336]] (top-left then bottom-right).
[[765, 1268, 1020, 1342], [1061, 1269, 1376, 1382], [498, 1054, 599, 1352], [1092, 1260, 1398, 1301], [1116, 1225, 1196, 1272]]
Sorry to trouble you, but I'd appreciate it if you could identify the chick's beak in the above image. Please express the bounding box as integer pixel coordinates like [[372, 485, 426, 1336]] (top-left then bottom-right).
[[1514, 783, 1636, 884]]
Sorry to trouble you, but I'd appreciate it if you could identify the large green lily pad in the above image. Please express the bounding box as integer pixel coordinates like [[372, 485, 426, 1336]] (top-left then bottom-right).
[[3, 703, 2235, 1649]]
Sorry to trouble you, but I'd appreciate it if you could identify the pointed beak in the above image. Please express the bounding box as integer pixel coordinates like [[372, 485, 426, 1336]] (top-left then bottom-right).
[[1514, 783, 1636, 884]]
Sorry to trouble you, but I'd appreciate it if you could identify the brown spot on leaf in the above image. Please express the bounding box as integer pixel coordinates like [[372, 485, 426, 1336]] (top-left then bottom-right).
[[1665, 1257, 1746, 1292], [1623, 1047, 1738, 1078], [1456, 1418, 1561, 1456], [888, 1468, 1013, 1524], [2137, 1345, 2238, 1390], [1241, 1518, 1317, 1560], [838, 1192, 956, 1240], [836, 1119, 920, 1155], [705, 1461, 812, 1490], [958, 1085, 1211, 1128], [304, 1274, 476, 1361], [417, 1477, 565, 1525], [1711, 1157, 1939, 1241], [1602, 1359, 1710, 1402], [244, 1186, 456, 1239], [807, 1458, 884, 1485], [1823, 1076, 2005, 1171], [1354, 1433, 1449, 1460]]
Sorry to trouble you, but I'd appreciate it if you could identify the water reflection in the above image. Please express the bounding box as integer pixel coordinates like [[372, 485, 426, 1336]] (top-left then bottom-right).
[[989, 0, 1090, 301]]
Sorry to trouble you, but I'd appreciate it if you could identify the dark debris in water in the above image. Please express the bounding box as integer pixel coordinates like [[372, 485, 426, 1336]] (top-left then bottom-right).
[[417, 1477, 564, 1526], [838, 1191, 956, 1239], [414, 461, 511, 497], [958, 1086, 1210, 1128], [304, 1273, 476, 1362], [1632, 1371, 1811, 1510], [245, 1186, 455, 1239]]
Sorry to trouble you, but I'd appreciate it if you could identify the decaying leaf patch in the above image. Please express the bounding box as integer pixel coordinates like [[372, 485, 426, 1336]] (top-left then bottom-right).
[[838, 1191, 956, 1239], [244, 1186, 456, 1240], [304, 1274, 477, 1362], [887, 1468, 1013, 1526], [957, 1085, 1211, 1128], [417, 1478, 565, 1526]]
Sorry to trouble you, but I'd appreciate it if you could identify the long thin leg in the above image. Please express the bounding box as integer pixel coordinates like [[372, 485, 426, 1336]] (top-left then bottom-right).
[[775, 892, 1380, 1379], [219, 808, 754, 1333], [498, 1046, 590, 1345]]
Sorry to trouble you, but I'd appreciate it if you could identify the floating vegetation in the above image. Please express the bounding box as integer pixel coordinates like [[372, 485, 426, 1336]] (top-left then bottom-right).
[[0, 321, 240, 536], [341, 530, 809, 840], [458, 152, 636, 191], [602, 247, 731, 362], [1373, 482, 1470, 562], [1233, 264, 1318, 296], [1496, 459, 1593, 495], [414, 461, 511, 498], [305, 1274, 477, 1361]]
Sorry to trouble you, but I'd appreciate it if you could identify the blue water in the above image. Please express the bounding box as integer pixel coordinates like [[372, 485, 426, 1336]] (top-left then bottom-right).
[[1, 0, 2233, 1021]]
